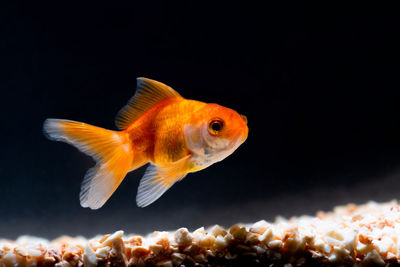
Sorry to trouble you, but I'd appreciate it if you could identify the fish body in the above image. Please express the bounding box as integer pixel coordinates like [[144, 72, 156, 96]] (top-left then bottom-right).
[[44, 78, 248, 209]]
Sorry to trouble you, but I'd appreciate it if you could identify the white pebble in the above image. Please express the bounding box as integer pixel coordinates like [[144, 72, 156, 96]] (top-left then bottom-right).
[[102, 231, 124, 246]]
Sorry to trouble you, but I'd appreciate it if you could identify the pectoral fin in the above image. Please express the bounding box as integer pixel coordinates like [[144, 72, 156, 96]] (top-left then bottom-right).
[[136, 155, 191, 207]]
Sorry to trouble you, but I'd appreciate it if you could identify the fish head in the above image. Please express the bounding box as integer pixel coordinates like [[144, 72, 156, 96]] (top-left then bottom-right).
[[184, 103, 248, 168]]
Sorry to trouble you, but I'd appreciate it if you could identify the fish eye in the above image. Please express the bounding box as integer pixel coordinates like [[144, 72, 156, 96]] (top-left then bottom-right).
[[208, 118, 224, 135]]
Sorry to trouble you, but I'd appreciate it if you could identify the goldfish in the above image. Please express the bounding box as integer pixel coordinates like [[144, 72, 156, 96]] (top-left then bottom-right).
[[43, 78, 248, 209]]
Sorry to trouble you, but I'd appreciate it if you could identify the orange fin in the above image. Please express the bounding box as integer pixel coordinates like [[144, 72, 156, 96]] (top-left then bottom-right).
[[43, 119, 133, 209], [115, 77, 182, 130], [136, 155, 191, 207]]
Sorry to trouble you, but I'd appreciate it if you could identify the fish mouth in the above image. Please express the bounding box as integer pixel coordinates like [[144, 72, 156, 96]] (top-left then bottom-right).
[[239, 114, 248, 142], [240, 114, 248, 124], [241, 127, 248, 142]]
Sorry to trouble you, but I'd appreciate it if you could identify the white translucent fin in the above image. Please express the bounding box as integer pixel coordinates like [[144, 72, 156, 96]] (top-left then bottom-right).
[[80, 152, 132, 209], [136, 156, 190, 207], [43, 119, 133, 209], [115, 77, 182, 130]]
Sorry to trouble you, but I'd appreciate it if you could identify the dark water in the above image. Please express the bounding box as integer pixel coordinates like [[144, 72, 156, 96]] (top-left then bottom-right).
[[1, 1, 400, 239]]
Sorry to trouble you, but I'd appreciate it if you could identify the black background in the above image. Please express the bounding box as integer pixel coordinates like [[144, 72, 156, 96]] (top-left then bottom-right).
[[1, 1, 400, 239]]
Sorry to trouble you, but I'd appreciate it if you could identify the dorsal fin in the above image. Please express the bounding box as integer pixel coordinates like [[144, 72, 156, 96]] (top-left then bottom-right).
[[115, 77, 182, 130]]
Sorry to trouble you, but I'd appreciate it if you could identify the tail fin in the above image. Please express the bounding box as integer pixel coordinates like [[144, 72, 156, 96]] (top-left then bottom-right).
[[43, 119, 133, 209]]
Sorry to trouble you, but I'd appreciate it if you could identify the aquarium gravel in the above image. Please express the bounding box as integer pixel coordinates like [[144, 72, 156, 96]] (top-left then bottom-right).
[[2, 200, 400, 266]]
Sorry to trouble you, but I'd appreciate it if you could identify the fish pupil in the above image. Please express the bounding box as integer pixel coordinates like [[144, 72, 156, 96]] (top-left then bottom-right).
[[212, 123, 221, 131], [211, 121, 222, 131]]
